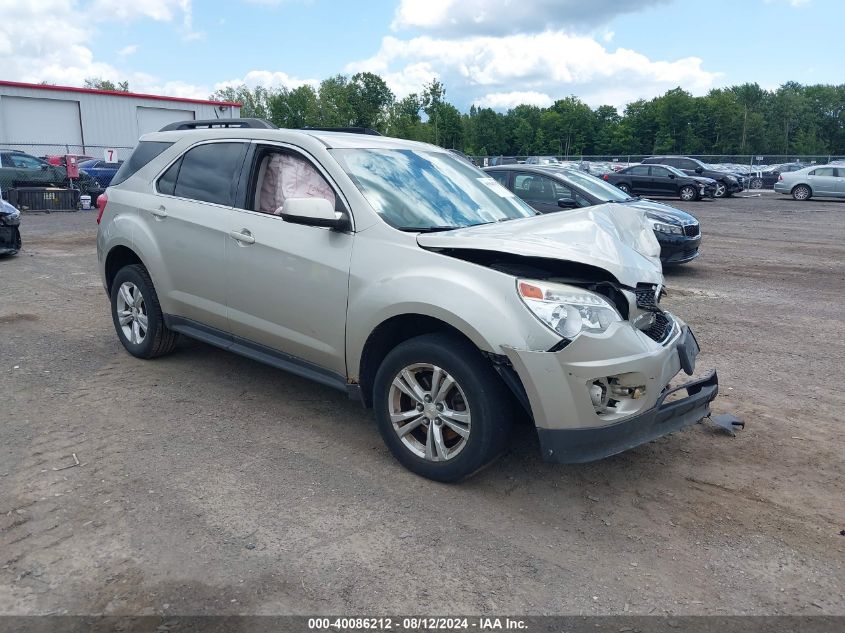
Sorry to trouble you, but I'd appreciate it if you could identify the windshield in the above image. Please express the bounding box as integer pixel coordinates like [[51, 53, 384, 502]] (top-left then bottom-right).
[[331, 148, 536, 230], [554, 168, 632, 202], [664, 165, 689, 177]]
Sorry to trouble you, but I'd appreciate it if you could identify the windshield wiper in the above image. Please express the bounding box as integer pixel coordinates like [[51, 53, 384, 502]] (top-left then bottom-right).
[[396, 225, 464, 233]]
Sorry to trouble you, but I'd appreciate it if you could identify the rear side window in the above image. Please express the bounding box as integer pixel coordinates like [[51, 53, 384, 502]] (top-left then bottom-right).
[[157, 158, 181, 196], [628, 165, 650, 175], [111, 141, 173, 186], [171, 142, 247, 206]]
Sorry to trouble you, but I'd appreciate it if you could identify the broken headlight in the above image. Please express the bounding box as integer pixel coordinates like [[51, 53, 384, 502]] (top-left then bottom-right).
[[517, 279, 621, 339]]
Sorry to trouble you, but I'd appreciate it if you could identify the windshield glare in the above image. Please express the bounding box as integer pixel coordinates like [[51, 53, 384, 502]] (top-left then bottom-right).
[[331, 148, 536, 230], [554, 168, 631, 202]]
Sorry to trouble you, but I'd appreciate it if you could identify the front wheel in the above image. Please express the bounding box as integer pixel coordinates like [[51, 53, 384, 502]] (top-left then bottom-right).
[[110, 264, 179, 359], [750, 178, 763, 189], [617, 183, 631, 194], [373, 333, 514, 482], [679, 185, 698, 201], [792, 184, 811, 201], [713, 181, 728, 198]]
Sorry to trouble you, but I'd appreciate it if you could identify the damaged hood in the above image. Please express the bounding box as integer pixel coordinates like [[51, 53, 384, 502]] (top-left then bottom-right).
[[417, 204, 663, 287]]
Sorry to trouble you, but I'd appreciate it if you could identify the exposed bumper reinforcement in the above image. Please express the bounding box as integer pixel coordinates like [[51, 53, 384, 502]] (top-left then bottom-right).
[[536, 370, 718, 463]]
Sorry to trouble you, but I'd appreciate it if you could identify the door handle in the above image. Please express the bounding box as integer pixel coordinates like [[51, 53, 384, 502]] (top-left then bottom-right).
[[150, 206, 167, 219], [229, 229, 255, 245]]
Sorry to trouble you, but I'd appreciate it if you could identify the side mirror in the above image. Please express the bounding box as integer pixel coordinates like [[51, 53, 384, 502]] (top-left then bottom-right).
[[41, 164, 49, 170], [668, 173, 676, 179], [557, 197, 576, 209], [278, 197, 348, 230], [695, 167, 703, 174]]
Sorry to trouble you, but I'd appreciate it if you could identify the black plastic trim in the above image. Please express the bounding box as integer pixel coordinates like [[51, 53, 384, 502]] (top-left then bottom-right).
[[163, 315, 348, 392], [536, 370, 718, 464]]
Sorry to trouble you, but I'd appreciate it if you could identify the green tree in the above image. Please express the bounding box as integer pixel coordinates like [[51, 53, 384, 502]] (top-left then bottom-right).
[[348, 72, 395, 131], [84, 77, 129, 92], [211, 84, 272, 120]]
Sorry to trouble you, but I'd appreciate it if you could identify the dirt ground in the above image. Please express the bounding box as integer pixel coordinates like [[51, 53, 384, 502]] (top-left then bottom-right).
[[1, 191, 843, 616]]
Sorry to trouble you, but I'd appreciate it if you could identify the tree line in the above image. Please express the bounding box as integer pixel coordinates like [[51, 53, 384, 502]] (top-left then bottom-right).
[[209, 74, 845, 158]]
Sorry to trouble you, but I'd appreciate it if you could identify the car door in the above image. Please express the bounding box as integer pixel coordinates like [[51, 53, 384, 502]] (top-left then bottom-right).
[[8, 153, 58, 187], [807, 167, 837, 195], [835, 168, 845, 196], [150, 140, 248, 332], [512, 171, 561, 213], [648, 166, 676, 196], [626, 165, 652, 194], [224, 143, 354, 378]]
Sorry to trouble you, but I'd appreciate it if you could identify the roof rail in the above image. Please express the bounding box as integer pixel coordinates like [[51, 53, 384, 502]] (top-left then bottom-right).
[[158, 118, 278, 132], [302, 127, 383, 136]]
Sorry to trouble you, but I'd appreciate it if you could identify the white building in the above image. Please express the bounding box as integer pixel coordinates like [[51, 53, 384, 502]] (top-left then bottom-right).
[[0, 80, 241, 157]]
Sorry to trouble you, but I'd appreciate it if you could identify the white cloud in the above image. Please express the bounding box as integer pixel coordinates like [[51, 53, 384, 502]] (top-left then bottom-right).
[[391, 0, 669, 35], [0, 1, 207, 96], [763, 0, 810, 6], [213, 70, 319, 93], [473, 91, 554, 109], [117, 44, 139, 57], [347, 31, 719, 109]]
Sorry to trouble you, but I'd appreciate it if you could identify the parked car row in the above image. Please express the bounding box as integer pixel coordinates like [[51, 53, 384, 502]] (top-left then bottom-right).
[[485, 165, 702, 265], [0, 149, 104, 202]]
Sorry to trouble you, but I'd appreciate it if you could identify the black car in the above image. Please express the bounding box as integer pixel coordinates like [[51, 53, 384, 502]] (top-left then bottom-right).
[[0, 194, 22, 256], [484, 165, 702, 265], [602, 164, 716, 201], [748, 163, 807, 189], [642, 156, 745, 198]]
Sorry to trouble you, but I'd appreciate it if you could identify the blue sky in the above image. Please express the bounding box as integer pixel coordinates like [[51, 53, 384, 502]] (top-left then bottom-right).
[[2, 0, 842, 110]]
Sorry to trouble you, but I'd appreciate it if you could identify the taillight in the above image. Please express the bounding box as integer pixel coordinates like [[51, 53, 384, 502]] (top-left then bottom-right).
[[96, 192, 108, 224], [602, 174, 609, 180]]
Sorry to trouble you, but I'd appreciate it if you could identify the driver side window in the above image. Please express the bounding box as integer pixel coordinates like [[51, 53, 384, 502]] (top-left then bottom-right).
[[253, 151, 336, 215]]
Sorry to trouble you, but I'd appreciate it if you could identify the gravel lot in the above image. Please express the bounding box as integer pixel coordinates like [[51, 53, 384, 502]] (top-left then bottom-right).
[[1, 191, 843, 616]]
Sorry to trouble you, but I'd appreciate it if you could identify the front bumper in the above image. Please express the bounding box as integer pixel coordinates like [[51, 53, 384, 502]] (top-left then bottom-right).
[[536, 370, 718, 462], [504, 321, 718, 463], [0, 209, 21, 255], [658, 232, 701, 264]]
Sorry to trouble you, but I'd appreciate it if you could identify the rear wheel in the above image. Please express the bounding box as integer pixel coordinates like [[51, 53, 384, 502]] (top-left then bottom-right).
[[110, 264, 178, 359], [792, 184, 811, 201], [617, 183, 631, 194], [373, 333, 514, 482], [679, 185, 698, 201]]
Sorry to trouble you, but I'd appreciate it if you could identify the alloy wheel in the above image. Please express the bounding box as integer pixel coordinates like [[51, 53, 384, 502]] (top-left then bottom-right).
[[714, 182, 727, 197], [750, 178, 763, 189], [388, 363, 471, 462], [793, 185, 810, 200], [116, 281, 148, 344]]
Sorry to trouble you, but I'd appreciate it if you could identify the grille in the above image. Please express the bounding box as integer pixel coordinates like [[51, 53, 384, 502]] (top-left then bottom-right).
[[635, 286, 660, 311], [684, 224, 700, 237], [643, 312, 673, 343], [634, 285, 673, 343]]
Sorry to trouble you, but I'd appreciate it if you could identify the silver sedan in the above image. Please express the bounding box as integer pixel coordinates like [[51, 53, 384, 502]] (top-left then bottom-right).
[[774, 164, 845, 200]]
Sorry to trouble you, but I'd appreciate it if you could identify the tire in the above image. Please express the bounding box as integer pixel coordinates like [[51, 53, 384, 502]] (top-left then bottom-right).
[[110, 264, 179, 359], [679, 185, 698, 202], [750, 178, 763, 190], [713, 181, 728, 198], [617, 183, 631, 194], [373, 333, 514, 482], [792, 184, 811, 201]]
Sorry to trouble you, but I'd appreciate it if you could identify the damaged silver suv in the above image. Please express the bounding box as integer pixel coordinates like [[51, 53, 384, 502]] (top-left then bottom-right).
[[96, 119, 718, 482]]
